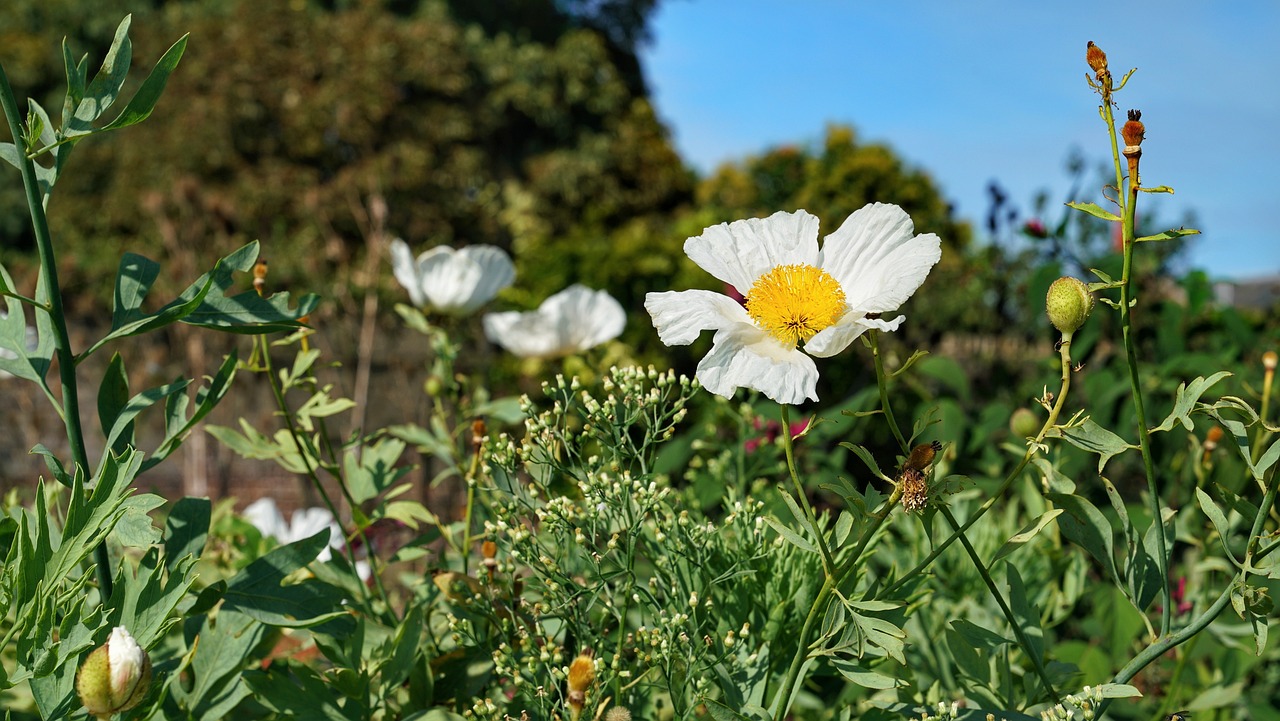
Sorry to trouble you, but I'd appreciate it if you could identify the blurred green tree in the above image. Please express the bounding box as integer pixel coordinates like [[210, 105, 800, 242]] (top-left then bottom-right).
[[0, 0, 688, 320]]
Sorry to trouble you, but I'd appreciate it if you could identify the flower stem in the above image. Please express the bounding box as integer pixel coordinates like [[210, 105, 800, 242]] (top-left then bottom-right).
[[258, 340, 387, 609], [0, 61, 112, 599], [1105, 90, 1172, 639], [779, 404, 836, 577], [937, 505, 1062, 706]]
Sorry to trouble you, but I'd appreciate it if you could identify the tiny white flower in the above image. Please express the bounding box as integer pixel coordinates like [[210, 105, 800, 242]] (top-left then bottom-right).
[[645, 203, 941, 404], [390, 238, 515, 314], [484, 284, 625, 358]]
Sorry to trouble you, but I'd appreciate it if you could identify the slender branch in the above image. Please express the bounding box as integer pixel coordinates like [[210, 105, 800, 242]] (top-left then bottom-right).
[[0, 61, 112, 598], [1109, 99, 1172, 639], [779, 404, 836, 576], [938, 506, 1062, 706]]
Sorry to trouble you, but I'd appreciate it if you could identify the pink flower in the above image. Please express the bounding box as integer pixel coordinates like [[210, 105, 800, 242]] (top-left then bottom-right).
[[744, 417, 807, 454]]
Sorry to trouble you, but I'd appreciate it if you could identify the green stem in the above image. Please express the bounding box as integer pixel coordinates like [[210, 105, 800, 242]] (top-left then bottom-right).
[[1112, 110, 1172, 640], [259, 338, 385, 609], [772, 576, 834, 721], [0, 61, 112, 599], [1095, 574, 1236, 719], [937, 506, 1062, 706], [779, 404, 837, 577], [869, 333, 907, 450]]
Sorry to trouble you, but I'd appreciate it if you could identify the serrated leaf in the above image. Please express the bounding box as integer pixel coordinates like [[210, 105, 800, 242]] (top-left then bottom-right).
[[1152, 371, 1231, 433], [0, 266, 54, 391], [1135, 227, 1200, 243], [1046, 418, 1135, 473], [98, 34, 188, 132], [164, 497, 211, 570], [991, 509, 1064, 564], [830, 659, 900, 689], [179, 242, 319, 332], [102, 378, 191, 459], [1196, 488, 1241, 567], [144, 352, 239, 471], [111, 253, 161, 328], [60, 42, 88, 127], [1045, 492, 1119, 584], [221, 529, 347, 628], [760, 515, 816, 554], [840, 442, 892, 482], [1066, 201, 1121, 222], [66, 16, 133, 136], [97, 353, 133, 456]]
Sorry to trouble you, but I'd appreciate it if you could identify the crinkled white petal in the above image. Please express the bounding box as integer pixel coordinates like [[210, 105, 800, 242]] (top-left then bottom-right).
[[289, 507, 343, 561], [805, 313, 905, 358], [541, 284, 627, 350], [684, 210, 821, 294], [420, 244, 515, 314], [389, 239, 427, 308], [697, 324, 819, 405], [644, 290, 750, 346], [243, 497, 288, 541], [485, 285, 624, 358], [820, 203, 941, 313]]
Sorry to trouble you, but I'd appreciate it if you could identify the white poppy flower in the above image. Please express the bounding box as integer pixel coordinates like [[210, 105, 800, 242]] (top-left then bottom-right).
[[390, 239, 515, 314], [243, 497, 343, 562], [484, 284, 626, 358], [645, 203, 941, 405]]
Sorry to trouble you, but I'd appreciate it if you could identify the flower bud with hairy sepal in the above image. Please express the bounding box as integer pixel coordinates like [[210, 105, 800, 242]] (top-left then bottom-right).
[[1046, 277, 1094, 334], [77, 626, 151, 718]]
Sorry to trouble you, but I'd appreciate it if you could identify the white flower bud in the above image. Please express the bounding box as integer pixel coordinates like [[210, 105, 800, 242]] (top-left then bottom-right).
[[77, 626, 151, 718]]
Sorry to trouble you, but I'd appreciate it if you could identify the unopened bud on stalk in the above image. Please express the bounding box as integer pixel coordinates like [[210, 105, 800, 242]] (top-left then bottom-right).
[[1203, 425, 1224, 453], [1009, 408, 1040, 438], [253, 258, 269, 296], [1122, 109, 1145, 149], [77, 626, 152, 719], [1264, 351, 1278, 371], [1045, 277, 1094, 334], [1085, 41, 1109, 82]]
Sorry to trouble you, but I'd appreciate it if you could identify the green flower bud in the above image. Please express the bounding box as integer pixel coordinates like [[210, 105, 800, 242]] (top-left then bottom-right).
[[1009, 407, 1040, 438], [77, 626, 151, 719], [1045, 277, 1094, 334]]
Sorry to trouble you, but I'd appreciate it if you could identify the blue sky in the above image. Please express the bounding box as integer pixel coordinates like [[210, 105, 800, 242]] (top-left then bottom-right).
[[638, 1, 1280, 280]]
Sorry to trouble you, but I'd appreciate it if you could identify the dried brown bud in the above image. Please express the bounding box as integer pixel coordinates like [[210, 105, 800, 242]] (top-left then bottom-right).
[[252, 259, 269, 296], [1122, 109, 1145, 148], [899, 468, 930, 513], [1204, 425, 1224, 452], [1086, 41, 1109, 74], [903, 441, 942, 473], [481, 540, 498, 573]]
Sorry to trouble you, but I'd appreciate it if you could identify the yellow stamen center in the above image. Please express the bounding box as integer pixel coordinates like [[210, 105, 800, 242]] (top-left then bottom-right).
[[744, 264, 846, 346]]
